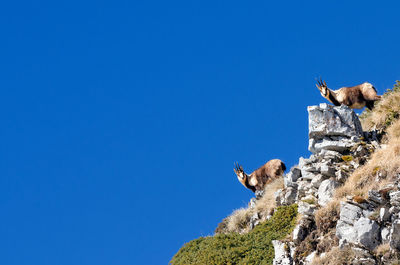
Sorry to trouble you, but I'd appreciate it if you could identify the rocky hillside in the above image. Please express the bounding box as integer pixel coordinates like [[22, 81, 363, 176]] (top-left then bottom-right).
[[170, 82, 400, 265]]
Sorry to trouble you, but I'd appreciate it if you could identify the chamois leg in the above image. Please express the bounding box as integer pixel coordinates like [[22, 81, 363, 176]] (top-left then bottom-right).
[[366, 100, 375, 110]]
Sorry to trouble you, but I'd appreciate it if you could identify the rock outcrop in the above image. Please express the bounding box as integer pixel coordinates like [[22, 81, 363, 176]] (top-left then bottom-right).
[[270, 104, 400, 265]]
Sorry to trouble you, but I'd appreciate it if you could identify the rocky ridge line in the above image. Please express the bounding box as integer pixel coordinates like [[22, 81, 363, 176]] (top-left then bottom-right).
[[263, 103, 400, 265]]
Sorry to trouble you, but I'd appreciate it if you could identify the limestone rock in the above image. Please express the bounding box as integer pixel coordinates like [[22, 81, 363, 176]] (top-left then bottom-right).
[[311, 174, 326, 188], [284, 168, 300, 188], [389, 191, 400, 206], [304, 251, 316, 265], [380, 207, 391, 223], [368, 190, 384, 205], [308, 104, 362, 138], [381, 227, 390, 243], [354, 217, 380, 250], [318, 179, 338, 207], [298, 201, 316, 216], [319, 149, 342, 162], [320, 164, 336, 178], [283, 187, 297, 205], [390, 220, 400, 251], [293, 217, 314, 244], [336, 220, 358, 243], [309, 137, 357, 154], [272, 240, 293, 265], [339, 202, 362, 224], [308, 104, 362, 154]]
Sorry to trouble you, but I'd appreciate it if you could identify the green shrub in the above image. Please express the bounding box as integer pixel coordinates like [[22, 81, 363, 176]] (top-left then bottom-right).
[[341, 155, 353, 162], [170, 204, 298, 265]]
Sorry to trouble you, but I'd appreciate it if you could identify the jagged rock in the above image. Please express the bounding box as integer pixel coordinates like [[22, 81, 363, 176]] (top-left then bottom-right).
[[354, 217, 380, 250], [389, 191, 400, 206], [275, 189, 284, 206], [283, 187, 297, 205], [320, 164, 336, 177], [380, 207, 391, 223], [337, 216, 381, 251], [304, 251, 316, 264], [292, 224, 305, 245], [389, 206, 400, 215], [362, 209, 375, 219], [286, 168, 301, 183], [308, 104, 363, 138], [249, 212, 260, 229], [311, 174, 327, 188], [297, 181, 313, 200], [336, 170, 349, 183], [308, 104, 363, 153], [336, 220, 358, 244], [318, 179, 338, 207], [381, 227, 390, 243], [298, 201, 316, 216], [300, 169, 318, 181], [368, 190, 384, 205], [298, 156, 317, 168], [339, 202, 363, 224], [293, 217, 314, 244], [352, 247, 376, 265], [272, 240, 293, 265], [284, 169, 300, 188], [319, 149, 342, 162], [389, 220, 400, 251], [309, 137, 357, 154]]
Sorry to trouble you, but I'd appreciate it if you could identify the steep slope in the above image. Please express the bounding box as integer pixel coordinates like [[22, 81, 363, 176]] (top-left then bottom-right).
[[171, 81, 400, 265]]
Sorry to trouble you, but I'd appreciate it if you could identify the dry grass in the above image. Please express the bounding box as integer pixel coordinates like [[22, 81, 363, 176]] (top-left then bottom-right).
[[375, 243, 390, 256], [225, 208, 251, 233], [315, 200, 340, 234], [312, 246, 355, 265], [215, 178, 284, 234], [361, 81, 400, 131], [254, 178, 284, 214], [293, 200, 340, 260], [335, 86, 400, 200], [334, 118, 400, 201]]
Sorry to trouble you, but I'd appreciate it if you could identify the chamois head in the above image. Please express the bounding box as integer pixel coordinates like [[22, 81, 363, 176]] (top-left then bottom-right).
[[316, 78, 329, 97], [233, 162, 246, 181]]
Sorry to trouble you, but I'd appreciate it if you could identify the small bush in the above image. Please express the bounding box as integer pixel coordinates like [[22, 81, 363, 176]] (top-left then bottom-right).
[[315, 200, 339, 234], [170, 204, 298, 265], [341, 155, 353, 162]]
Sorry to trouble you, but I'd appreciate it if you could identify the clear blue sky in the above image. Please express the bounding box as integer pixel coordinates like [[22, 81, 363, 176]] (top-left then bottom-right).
[[1, 1, 399, 264]]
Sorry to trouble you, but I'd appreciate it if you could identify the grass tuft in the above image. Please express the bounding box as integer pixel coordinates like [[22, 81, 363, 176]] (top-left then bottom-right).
[[215, 178, 284, 234]]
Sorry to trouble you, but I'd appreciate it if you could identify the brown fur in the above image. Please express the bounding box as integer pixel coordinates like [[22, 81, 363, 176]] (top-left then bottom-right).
[[316, 79, 381, 110], [234, 159, 286, 192]]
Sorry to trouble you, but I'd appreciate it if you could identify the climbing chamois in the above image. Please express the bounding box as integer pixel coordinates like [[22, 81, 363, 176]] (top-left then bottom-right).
[[233, 159, 286, 192], [316, 78, 381, 110]]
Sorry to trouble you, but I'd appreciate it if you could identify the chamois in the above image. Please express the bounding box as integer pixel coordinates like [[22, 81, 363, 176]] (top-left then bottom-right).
[[233, 159, 286, 192], [316, 78, 381, 110]]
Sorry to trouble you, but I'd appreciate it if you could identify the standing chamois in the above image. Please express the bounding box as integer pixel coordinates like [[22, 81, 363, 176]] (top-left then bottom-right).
[[316, 78, 381, 110], [233, 159, 286, 192]]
